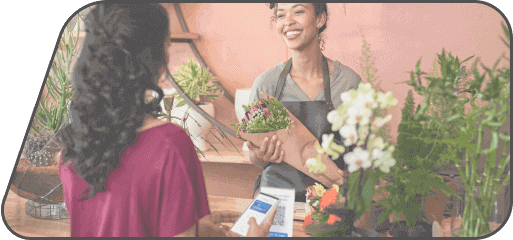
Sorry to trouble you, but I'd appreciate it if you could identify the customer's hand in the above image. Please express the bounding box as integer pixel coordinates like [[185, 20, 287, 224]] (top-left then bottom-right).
[[198, 210, 241, 237], [246, 207, 277, 237], [247, 135, 284, 164]]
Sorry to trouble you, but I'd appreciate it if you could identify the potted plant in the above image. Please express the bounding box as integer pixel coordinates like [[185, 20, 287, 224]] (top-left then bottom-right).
[[302, 82, 398, 237], [375, 90, 458, 237], [13, 8, 89, 219], [405, 23, 510, 237], [150, 93, 238, 158], [170, 58, 220, 151]]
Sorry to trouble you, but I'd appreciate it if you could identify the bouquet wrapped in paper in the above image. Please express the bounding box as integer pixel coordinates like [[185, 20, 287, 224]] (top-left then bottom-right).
[[231, 93, 344, 187]]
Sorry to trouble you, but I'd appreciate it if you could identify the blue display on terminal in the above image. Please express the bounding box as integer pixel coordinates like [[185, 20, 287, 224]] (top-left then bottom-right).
[[250, 200, 272, 214]]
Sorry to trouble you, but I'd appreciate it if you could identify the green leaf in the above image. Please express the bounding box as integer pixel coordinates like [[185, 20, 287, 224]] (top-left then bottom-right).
[[447, 114, 461, 122], [482, 132, 498, 154], [461, 55, 474, 64], [498, 133, 510, 142], [347, 169, 361, 209], [355, 172, 378, 220]]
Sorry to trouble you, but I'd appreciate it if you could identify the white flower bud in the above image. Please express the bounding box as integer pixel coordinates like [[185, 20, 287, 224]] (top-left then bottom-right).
[[477, 93, 483, 102]]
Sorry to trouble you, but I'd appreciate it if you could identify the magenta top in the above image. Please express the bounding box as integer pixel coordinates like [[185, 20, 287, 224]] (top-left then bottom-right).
[[59, 123, 210, 237]]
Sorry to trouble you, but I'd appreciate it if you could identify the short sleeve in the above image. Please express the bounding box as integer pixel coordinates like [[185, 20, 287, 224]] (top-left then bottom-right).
[[331, 62, 363, 108], [156, 130, 210, 237], [248, 75, 264, 105]]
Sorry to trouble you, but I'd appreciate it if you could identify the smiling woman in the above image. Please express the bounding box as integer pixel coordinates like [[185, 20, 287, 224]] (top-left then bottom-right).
[[247, 3, 361, 203], [271, 3, 328, 51]]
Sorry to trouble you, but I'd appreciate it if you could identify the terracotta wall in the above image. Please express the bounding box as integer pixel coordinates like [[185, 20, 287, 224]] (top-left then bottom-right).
[[159, 3, 508, 143]]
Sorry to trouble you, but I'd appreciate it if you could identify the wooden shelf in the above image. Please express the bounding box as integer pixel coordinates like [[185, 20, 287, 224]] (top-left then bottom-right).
[[170, 32, 200, 40], [198, 150, 252, 164]]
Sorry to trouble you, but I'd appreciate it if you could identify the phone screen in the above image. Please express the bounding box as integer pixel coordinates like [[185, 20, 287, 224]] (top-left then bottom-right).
[[231, 192, 280, 236]]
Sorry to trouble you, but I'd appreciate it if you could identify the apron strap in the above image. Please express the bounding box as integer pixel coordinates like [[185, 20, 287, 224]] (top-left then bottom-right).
[[274, 55, 334, 111], [275, 58, 292, 101], [321, 56, 335, 111]]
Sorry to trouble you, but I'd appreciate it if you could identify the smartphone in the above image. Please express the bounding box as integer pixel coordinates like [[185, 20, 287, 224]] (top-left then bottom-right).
[[230, 192, 281, 237]]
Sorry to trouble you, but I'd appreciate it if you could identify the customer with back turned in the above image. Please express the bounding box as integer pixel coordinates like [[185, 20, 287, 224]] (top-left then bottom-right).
[[58, 3, 275, 237]]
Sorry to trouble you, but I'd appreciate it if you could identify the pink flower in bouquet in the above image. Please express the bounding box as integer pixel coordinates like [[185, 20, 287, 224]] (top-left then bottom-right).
[[262, 107, 272, 117]]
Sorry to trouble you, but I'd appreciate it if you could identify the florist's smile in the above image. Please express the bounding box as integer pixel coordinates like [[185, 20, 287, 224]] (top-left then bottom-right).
[[284, 30, 302, 39]]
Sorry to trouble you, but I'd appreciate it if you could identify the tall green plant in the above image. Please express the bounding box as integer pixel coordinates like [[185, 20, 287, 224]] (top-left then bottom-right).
[[377, 89, 457, 227], [405, 23, 510, 237]]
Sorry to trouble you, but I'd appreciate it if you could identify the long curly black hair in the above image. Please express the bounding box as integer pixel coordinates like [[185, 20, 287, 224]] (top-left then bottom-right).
[[60, 3, 169, 199]]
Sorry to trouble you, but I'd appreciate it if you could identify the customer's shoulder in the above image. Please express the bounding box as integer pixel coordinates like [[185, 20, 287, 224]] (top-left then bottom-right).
[[140, 122, 189, 142]]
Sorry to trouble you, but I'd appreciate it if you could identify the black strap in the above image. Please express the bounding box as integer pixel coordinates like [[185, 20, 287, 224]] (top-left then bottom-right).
[[275, 59, 292, 101], [274, 55, 334, 111]]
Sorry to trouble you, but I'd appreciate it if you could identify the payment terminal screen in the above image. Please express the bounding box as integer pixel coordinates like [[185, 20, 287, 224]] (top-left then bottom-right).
[[231, 193, 279, 236]]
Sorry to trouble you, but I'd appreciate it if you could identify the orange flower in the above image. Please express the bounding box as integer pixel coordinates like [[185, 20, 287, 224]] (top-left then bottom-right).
[[327, 214, 342, 225], [320, 188, 338, 210], [303, 214, 313, 229]]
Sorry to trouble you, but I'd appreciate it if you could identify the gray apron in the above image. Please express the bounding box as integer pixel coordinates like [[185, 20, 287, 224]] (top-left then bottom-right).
[[253, 55, 337, 202]]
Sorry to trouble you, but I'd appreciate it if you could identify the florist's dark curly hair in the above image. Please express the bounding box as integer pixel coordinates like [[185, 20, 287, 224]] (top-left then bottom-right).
[[268, 3, 328, 50], [60, 3, 169, 199]]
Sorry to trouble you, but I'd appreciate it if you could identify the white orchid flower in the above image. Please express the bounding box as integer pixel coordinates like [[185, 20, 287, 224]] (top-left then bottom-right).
[[357, 126, 370, 146], [357, 82, 374, 94], [321, 134, 346, 159], [372, 114, 392, 130], [373, 150, 396, 173], [347, 105, 372, 125], [344, 147, 371, 173], [372, 148, 384, 162], [367, 134, 385, 152], [376, 91, 398, 109], [306, 156, 326, 174], [340, 89, 358, 104], [339, 124, 358, 146], [321, 133, 335, 150], [326, 110, 339, 124]]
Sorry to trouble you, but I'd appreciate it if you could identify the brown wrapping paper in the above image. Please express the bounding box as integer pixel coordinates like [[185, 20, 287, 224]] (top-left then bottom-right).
[[239, 93, 344, 188]]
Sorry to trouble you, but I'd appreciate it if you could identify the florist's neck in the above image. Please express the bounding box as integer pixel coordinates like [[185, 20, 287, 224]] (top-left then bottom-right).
[[290, 42, 324, 81]]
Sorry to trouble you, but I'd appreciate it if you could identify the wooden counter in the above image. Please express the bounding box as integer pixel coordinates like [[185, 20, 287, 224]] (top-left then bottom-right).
[[10, 189, 500, 237]]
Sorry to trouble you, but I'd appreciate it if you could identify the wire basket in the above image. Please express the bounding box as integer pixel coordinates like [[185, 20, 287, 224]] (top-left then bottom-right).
[[25, 199, 69, 220]]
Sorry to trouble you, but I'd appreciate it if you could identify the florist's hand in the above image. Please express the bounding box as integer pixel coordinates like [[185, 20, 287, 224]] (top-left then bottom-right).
[[246, 207, 277, 237], [247, 135, 284, 164], [198, 210, 241, 237]]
